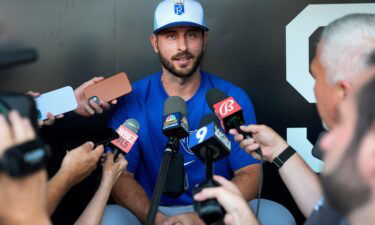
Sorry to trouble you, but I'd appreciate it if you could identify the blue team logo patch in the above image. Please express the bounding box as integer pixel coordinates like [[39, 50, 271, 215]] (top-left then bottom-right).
[[174, 1, 185, 15]]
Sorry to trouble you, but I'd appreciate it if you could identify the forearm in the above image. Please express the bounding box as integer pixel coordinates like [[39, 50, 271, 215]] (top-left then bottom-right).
[[112, 172, 165, 223], [231, 164, 260, 201], [74, 178, 112, 225], [279, 153, 321, 217], [47, 170, 75, 215]]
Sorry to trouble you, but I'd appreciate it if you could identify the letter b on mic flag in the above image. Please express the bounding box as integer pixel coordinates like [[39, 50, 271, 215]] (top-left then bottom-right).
[[111, 124, 138, 153], [212, 97, 244, 132]]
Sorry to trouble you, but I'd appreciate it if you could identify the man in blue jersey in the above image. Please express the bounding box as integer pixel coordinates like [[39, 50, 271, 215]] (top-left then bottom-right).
[[101, 1, 294, 225]]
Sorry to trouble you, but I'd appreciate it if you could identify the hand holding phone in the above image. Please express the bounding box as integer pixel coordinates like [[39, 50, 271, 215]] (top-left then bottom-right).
[[35, 86, 78, 120], [83, 72, 132, 103]]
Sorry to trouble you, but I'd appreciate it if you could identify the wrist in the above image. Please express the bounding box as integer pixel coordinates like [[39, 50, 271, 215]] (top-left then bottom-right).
[[270, 141, 289, 162], [54, 167, 76, 188], [272, 146, 297, 169]]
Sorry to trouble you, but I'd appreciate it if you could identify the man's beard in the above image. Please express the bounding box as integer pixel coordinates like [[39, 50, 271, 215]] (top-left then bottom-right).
[[321, 138, 371, 216], [158, 49, 204, 79]]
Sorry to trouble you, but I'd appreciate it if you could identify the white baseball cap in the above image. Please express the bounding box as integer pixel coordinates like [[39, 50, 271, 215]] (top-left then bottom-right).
[[153, 0, 209, 33]]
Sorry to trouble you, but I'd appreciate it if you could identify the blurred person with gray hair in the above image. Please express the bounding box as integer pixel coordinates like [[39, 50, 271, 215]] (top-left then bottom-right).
[[229, 13, 375, 225]]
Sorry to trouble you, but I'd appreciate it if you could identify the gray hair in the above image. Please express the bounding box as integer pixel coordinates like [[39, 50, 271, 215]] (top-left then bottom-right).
[[320, 13, 375, 84]]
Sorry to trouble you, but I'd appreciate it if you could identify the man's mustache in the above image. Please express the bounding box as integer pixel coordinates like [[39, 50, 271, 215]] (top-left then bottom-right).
[[172, 51, 194, 60]]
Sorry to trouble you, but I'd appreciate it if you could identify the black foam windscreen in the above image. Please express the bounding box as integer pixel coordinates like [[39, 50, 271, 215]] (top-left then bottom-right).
[[0, 48, 38, 69], [205, 89, 228, 112], [200, 114, 220, 127], [163, 96, 187, 116]]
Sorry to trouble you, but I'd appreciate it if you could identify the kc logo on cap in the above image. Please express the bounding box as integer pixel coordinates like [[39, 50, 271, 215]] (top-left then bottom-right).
[[174, 0, 185, 15]]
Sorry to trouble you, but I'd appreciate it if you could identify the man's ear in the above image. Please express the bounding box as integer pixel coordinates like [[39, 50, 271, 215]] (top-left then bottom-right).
[[150, 34, 159, 53], [202, 32, 208, 50], [338, 80, 353, 99]]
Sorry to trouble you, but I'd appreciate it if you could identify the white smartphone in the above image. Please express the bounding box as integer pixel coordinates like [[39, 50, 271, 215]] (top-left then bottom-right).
[[35, 86, 78, 120]]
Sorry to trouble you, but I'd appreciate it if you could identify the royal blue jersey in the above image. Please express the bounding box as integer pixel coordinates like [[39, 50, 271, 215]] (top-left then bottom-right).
[[109, 71, 259, 206]]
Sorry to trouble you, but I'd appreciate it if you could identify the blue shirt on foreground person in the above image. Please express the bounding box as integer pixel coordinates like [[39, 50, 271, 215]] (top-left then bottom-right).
[[108, 71, 259, 206]]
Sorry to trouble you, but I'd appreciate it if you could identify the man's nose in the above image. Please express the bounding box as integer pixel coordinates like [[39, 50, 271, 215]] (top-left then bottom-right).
[[177, 36, 188, 51]]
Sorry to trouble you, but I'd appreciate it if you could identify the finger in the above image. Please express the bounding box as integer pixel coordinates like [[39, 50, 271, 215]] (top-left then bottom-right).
[[106, 151, 114, 163], [82, 102, 95, 115], [43, 112, 56, 126], [240, 124, 262, 134], [82, 141, 95, 152], [9, 110, 28, 144], [114, 152, 124, 163], [244, 143, 260, 154], [239, 138, 255, 150], [212, 175, 237, 190], [229, 128, 239, 135], [233, 133, 244, 142], [110, 99, 117, 105], [99, 101, 111, 110], [194, 187, 221, 201], [93, 145, 105, 158], [56, 114, 64, 119], [80, 77, 105, 89], [89, 99, 103, 114], [224, 214, 235, 225], [26, 91, 41, 98], [22, 118, 36, 141], [91, 76, 104, 83], [0, 114, 13, 152]]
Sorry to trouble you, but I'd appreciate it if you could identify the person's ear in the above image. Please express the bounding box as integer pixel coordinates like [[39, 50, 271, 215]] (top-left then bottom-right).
[[150, 34, 159, 53], [202, 32, 208, 50], [338, 80, 353, 99]]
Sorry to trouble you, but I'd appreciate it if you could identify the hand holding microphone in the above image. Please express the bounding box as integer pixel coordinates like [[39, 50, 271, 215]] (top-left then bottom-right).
[[206, 89, 262, 155], [229, 125, 289, 162], [110, 118, 140, 158]]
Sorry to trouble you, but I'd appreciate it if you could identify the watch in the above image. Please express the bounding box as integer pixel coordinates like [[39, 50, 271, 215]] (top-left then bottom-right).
[[272, 146, 296, 168]]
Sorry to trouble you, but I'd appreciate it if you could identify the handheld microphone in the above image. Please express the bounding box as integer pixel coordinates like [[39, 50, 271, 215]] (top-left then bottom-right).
[[162, 96, 189, 139], [162, 96, 189, 197], [189, 114, 231, 162], [111, 118, 140, 157], [206, 89, 261, 155], [190, 115, 228, 224]]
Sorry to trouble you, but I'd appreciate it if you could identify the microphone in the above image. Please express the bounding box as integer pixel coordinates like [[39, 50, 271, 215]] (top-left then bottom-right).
[[146, 96, 190, 224], [162, 96, 189, 139], [110, 118, 140, 157], [206, 89, 261, 155], [189, 114, 231, 162], [190, 115, 228, 224], [162, 96, 189, 197], [0, 48, 38, 69]]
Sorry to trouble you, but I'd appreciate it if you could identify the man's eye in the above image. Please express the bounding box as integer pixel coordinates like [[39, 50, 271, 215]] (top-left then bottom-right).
[[166, 34, 176, 39], [187, 33, 197, 39]]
